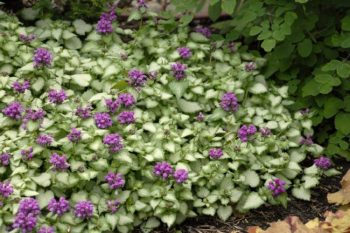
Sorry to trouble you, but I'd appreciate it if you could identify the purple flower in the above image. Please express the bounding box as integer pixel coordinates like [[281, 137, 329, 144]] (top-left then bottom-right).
[[300, 108, 310, 115], [0, 153, 10, 166], [21, 147, 34, 160], [300, 136, 313, 145], [105, 99, 120, 113], [2, 101, 23, 120], [153, 162, 173, 180], [260, 127, 272, 137], [67, 128, 82, 143], [47, 197, 70, 216], [118, 111, 135, 124], [48, 89, 67, 104], [177, 47, 192, 59], [74, 201, 94, 219], [12, 80, 30, 93], [76, 106, 92, 119], [94, 112, 113, 129], [96, 10, 116, 34], [18, 198, 40, 216], [105, 172, 125, 189], [173, 169, 188, 183], [220, 92, 239, 112], [24, 108, 46, 121], [314, 156, 332, 170], [103, 133, 123, 153], [137, 0, 147, 8], [13, 212, 37, 233], [238, 124, 257, 142], [128, 69, 147, 87], [38, 226, 55, 233], [0, 182, 13, 198], [267, 178, 286, 197], [107, 200, 120, 213], [209, 148, 223, 159], [196, 112, 204, 121], [171, 62, 187, 80], [49, 153, 70, 171], [118, 93, 136, 107], [19, 33, 36, 43], [147, 71, 157, 80], [36, 134, 53, 147], [33, 48, 53, 67], [195, 26, 212, 38], [245, 62, 257, 71], [227, 41, 237, 53]]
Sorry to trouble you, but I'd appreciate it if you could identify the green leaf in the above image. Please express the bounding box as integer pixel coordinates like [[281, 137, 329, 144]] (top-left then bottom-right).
[[242, 192, 264, 210], [32, 173, 51, 187], [222, 0, 236, 15], [302, 176, 319, 189], [161, 213, 176, 227], [341, 15, 350, 31], [249, 26, 262, 36], [249, 83, 267, 94], [71, 74, 92, 87], [323, 97, 343, 119], [73, 19, 92, 35], [335, 112, 350, 134], [261, 39, 276, 52], [292, 186, 311, 200], [106, 214, 118, 229], [65, 37, 82, 50], [168, 81, 189, 99], [297, 39, 312, 57], [177, 99, 202, 113], [337, 62, 350, 78], [179, 15, 194, 26], [208, 0, 222, 21], [37, 190, 54, 208], [243, 170, 260, 187], [190, 32, 209, 42], [217, 205, 233, 221]]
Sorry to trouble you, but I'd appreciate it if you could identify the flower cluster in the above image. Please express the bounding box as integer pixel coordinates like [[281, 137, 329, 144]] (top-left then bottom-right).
[[171, 62, 187, 80], [173, 169, 188, 183], [177, 47, 192, 59], [74, 201, 94, 219], [22, 108, 46, 128], [238, 124, 257, 142], [137, 0, 147, 8], [245, 62, 257, 71], [96, 8, 117, 34], [118, 93, 136, 107], [19, 33, 36, 43], [67, 128, 82, 143], [153, 162, 173, 180], [267, 178, 286, 196], [196, 112, 205, 121], [94, 112, 113, 129], [76, 106, 92, 119], [103, 133, 123, 153], [21, 147, 34, 160], [314, 156, 332, 169], [13, 198, 40, 232], [48, 197, 70, 216], [107, 200, 120, 213], [48, 89, 67, 104], [220, 92, 239, 112], [33, 48, 53, 67], [49, 153, 70, 171], [300, 136, 313, 145], [0, 153, 10, 166], [260, 127, 272, 137], [118, 111, 135, 124], [0, 182, 13, 198], [195, 26, 212, 37], [105, 172, 125, 189], [38, 226, 55, 233], [105, 98, 120, 113], [128, 69, 147, 87], [209, 148, 223, 159], [12, 80, 30, 93], [2, 101, 23, 120], [36, 134, 53, 147]]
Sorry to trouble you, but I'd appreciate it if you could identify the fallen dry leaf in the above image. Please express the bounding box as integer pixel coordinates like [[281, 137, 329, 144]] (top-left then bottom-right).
[[328, 170, 350, 205]]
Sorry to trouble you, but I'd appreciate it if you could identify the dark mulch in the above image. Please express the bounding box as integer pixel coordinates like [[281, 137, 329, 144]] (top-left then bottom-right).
[[142, 157, 350, 233]]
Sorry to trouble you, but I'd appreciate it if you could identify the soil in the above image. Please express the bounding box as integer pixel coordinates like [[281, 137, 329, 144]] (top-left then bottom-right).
[[141, 157, 350, 233]]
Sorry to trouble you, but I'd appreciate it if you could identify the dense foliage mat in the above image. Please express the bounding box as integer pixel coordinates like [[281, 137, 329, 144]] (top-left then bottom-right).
[[0, 9, 338, 233]]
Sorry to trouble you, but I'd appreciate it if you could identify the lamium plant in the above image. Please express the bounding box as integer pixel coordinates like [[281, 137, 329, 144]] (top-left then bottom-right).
[[0, 8, 339, 233]]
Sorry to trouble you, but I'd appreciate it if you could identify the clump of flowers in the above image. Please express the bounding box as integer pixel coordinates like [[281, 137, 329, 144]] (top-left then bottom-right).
[[177, 47, 192, 59], [238, 124, 257, 142], [12, 80, 30, 93], [137, 0, 147, 8], [154, 162, 173, 179], [22, 108, 46, 128], [36, 134, 53, 147], [105, 172, 125, 189], [195, 26, 212, 37], [33, 48, 53, 67], [38, 226, 55, 233], [96, 9, 116, 34], [118, 93, 136, 107], [245, 62, 257, 71], [48, 89, 67, 104], [227, 41, 237, 53], [13, 198, 40, 232], [94, 112, 113, 129], [49, 153, 70, 171], [67, 128, 82, 143], [196, 112, 204, 121], [47, 197, 70, 216], [220, 92, 239, 112], [74, 201, 94, 219], [0, 153, 10, 166], [128, 69, 147, 87], [209, 148, 223, 159], [171, 62, 187, 80], [267, 178, 287, 196], [103, 133, 123, 153], [118, 111, 135, 124], [107, 200, 120, 213], [0, 182, 13, 198], [21, 147, 34, 160], [76, 106, 92, 119], [174, 169, 188, 183], [260, 127, 272, 137], [2, 101, 23, 120], [300, 135, 313, 145], [19, 33, 36, 43], [314, 156, 332, 169], [105, 98, 120, 113]]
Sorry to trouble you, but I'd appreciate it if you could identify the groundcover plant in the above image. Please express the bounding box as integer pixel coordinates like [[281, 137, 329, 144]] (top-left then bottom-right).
[[0, 8, 338, 233]]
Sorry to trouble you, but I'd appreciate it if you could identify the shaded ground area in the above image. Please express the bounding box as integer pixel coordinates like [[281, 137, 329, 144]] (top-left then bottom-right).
[[145, 157, 350, 233]]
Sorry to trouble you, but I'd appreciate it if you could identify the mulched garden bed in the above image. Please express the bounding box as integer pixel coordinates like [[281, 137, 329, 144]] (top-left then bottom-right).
[[141, 157, 350, 233]]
